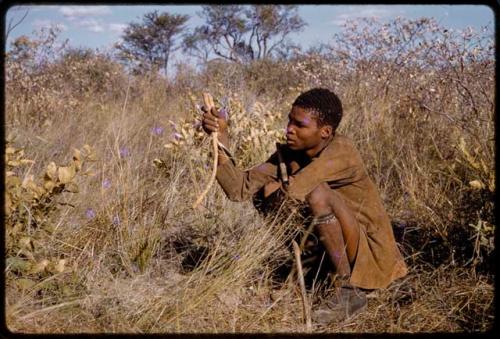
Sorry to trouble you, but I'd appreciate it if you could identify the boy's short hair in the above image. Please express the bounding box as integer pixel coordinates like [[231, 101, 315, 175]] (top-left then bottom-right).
[[292, 88, 343, 130]]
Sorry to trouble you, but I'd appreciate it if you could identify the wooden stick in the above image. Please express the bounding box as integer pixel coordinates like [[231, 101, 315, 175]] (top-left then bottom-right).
[[287, 221, 316, 291], [292, 240, 312, 332], [192, 93, 219, 209]]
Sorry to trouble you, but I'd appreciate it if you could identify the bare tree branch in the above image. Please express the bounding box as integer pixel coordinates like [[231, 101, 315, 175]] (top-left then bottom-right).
[[6, 7, 29, 41]]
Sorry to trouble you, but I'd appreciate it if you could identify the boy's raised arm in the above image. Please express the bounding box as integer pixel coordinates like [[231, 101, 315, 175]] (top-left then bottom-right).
[[200, 105, 277, 202]]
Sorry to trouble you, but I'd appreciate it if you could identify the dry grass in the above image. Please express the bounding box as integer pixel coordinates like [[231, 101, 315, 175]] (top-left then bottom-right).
[[4, 18, 494, 334]]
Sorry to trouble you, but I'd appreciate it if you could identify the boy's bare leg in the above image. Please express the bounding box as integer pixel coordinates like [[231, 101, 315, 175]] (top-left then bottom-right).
[[306, 183, 366, 324], [305, 182, 360, 279]]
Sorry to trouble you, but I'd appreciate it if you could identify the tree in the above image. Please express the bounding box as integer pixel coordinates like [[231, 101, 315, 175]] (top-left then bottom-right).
[[184, 5, 249, 63], [182, 26, 212, 64], [115, 10, 189, 75], [183, 5, 306, 63], [245, 5, 306, 60]]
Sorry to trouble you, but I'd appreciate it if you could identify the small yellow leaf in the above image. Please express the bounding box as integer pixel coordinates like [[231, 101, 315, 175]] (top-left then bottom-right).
[[6, 147, 16, 154], [480, 159, 489, 175], [73, 149, 82, 171], [44, 179, 56, 192], [82, 144, 97, 161], [74, 159, 82, 172], [488, 177, 495, 192], [22, 174, 35, 188], [19, 237, 34, 251], [46, 162, 57, 180], [73, 148, 81, 162], [469, 180, 485, 190], [20, 159, 35, 165], [34, 185, 46, 197], [7, 160, 21, 167], [30, 259, 49, 274], [54, 259, 66, 273], [58, 164, 76, 184]]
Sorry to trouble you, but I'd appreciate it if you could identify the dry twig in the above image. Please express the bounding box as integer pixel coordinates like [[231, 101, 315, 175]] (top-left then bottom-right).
[[292, 240, 312, 332]]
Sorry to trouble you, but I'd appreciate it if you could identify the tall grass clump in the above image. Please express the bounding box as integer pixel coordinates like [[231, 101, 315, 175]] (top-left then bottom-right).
[[4, 17, 494, 333]]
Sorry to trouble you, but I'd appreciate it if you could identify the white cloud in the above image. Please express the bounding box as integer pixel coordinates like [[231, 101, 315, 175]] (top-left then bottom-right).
[[33, 19, 67, 32], [77, 18, 105, 33], [330, 6, 405, 26], [24, 5, 59, 12], [59, 6, 111, 19], [109, 23, 127, 34], [59, 6, 114, 33]]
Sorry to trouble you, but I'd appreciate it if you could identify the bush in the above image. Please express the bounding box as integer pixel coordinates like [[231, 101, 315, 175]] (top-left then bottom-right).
[[6, 28, 127, 128], [5, 142, 95, 308]]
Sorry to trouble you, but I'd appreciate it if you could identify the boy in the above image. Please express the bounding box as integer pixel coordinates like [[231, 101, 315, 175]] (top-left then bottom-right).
[[201, 88, 407, 324]]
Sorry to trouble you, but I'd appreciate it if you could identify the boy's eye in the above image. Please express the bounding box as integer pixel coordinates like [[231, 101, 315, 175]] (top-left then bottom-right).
[[287, 116, 305, 128]]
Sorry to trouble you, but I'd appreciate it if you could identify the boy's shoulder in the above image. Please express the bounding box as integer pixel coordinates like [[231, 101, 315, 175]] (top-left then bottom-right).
[[320, 133, 365, 166], [325, 133, 359, 155]]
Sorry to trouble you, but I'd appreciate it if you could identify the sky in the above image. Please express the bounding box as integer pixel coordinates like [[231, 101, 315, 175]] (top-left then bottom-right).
[[4, 4, 495, 69]]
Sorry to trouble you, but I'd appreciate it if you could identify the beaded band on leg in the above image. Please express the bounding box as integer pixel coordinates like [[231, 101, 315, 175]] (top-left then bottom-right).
[[311, 213, 338, 226]]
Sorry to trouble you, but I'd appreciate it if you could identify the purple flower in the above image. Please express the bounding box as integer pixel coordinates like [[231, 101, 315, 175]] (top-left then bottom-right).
[[151, 126, 164, 136], [233, 254, 240, 261], [102, 178, 111, 189], [172, 132, 182, 141], [112, 215, 121, 226], [119, 147, 130, 158], [220, 107, 228, 120], [85, 208, 96, 219], [192, 120, 202, 130]]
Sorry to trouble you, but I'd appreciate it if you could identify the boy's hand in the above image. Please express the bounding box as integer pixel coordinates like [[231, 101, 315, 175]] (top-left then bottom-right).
[[201, 106, 228, 135]]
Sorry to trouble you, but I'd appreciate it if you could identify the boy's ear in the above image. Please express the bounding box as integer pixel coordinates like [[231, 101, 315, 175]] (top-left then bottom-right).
[[320, 125, 333, 138]]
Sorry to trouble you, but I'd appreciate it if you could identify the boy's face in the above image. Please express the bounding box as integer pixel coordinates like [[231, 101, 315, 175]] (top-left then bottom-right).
[[286, 106, 333, 157]]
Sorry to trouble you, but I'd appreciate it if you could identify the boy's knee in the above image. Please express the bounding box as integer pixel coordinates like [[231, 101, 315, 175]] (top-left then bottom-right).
[[306, 182, 332, 216]]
